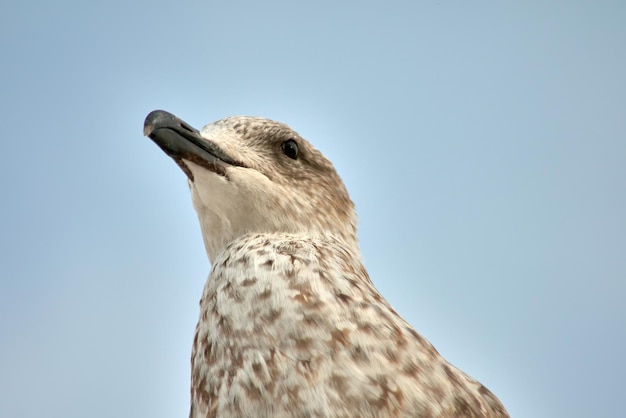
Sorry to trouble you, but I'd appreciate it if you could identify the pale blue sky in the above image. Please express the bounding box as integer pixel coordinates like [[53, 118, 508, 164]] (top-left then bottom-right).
[[1, 1, 624, 417]]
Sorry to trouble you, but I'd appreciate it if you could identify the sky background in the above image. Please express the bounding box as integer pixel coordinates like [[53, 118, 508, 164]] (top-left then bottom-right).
[[1, 1, 625, 417]]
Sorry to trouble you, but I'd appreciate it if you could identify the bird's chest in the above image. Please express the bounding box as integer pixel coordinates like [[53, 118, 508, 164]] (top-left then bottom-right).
[[188, 235, 391, 417], [194, 245, 304, 351], [189, 238, 326, 415]]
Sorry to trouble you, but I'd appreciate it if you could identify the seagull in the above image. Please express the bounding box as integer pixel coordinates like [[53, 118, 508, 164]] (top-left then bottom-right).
[[143, 110, 509, 418]]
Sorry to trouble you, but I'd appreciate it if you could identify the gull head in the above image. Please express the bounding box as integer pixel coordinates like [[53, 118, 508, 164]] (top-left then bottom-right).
[[144, 110, 358, 263]]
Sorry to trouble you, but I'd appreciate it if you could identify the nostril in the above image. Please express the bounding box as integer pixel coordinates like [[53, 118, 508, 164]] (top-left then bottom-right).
[[180, 122, 196, 133]]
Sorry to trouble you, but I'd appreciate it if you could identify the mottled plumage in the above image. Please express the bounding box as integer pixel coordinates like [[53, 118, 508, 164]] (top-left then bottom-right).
[[143, 110, 509, 417]]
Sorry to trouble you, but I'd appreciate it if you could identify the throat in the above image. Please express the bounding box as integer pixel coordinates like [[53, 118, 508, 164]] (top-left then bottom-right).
[[190, 189, 232, 264]]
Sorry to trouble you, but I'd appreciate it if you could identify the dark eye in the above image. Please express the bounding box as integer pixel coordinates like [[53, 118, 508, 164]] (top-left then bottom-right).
[[281, 139, 299, 160]]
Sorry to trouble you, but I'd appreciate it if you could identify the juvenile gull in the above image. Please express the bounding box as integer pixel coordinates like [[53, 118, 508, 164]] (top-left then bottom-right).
[[143, 110, 509, 418]]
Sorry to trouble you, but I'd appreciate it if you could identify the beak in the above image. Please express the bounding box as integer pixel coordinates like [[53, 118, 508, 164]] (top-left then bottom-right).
[[143, 110, 242, 180]]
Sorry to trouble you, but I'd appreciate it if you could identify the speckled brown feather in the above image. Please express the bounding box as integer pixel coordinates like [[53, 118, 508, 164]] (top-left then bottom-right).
[[189, 234, 508, 417]]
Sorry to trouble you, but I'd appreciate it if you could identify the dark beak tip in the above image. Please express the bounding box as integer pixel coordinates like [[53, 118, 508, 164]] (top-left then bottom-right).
[[143, 109, 177, 136], [143, 123, 154, 137]]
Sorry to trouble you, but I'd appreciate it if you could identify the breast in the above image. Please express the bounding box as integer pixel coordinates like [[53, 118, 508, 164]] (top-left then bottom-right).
[[189, 233, 508, 417]]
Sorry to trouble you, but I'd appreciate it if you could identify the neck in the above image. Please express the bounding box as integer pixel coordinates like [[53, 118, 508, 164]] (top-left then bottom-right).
[[204, 230, 361, 265]]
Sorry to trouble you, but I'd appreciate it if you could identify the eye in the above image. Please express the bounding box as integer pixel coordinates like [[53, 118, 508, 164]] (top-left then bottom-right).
[[281, 139, 299, 160]]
